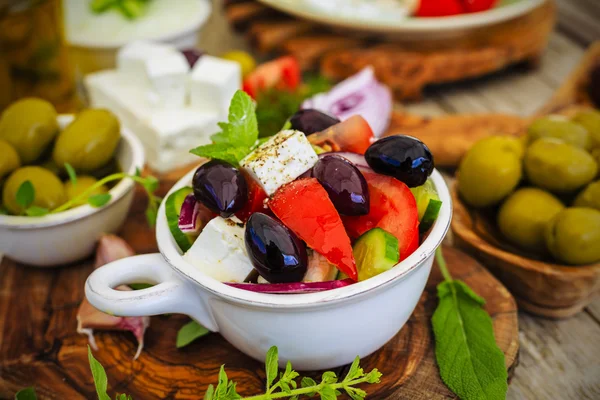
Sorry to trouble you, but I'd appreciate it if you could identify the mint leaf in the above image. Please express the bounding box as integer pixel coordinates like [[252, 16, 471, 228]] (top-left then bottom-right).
[[65, 163, 77, 186], [432, 280, 507, 400], [87, 346, 111, 400], [265, 346, 279, 390], [301, 377, 317, 388], [176, 320, 210, 348], [14, 387, 37, 400], [204, 384, 215, 400], [190, 143, 250, 167], [319, 385, 337, 400], [211, 90, 258, 148], [129, 283, 153, 290], [16, 181, 35, 209], [321, 371, 337, 384], [25, 206, 49, 217], [88, 193, 112, 208], [344, 356, 363, 382]]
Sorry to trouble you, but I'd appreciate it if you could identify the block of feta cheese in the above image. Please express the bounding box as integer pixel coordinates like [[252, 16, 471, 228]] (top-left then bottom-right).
[[117, 40, 190, 108], [240, 130, 319, 196], [85, 70, 218, 172], [116, 40, 175, 85], [190, 55, 241, 119], [144, 52, 190, 108], [183, 217, 255, 282]]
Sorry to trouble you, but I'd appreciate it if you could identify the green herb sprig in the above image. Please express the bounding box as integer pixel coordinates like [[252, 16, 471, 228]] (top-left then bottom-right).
[[90, 0, 150, 20], [176, 320, 210, 348], [15, 166, 161, 227], [432, 248, 508, 400], [205, 346, 381, 400], [190, 90, 259, 167]]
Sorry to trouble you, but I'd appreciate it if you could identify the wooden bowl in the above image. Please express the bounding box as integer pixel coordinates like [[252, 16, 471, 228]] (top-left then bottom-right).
[[451, 185, 600, 318]]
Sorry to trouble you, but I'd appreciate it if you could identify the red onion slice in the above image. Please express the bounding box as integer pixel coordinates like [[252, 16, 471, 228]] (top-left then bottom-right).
[[225, 279, 355, 293], [178, 194, 202, 234], [302, 67, 392, 137]]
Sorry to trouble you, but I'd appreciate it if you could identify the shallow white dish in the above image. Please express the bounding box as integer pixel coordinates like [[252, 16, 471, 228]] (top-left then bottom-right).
[[85, 168, 451, 370], [258, 0, 545, 38], [65, 0, 211, 74], [0, 115, 145, 267]]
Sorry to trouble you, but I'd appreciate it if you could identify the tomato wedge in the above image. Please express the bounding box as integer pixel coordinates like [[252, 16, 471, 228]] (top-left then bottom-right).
[[460, 0, 497, 13], [242, 56, 301, 98], [269, 178, 358, 281], [416, 0, 464, 16], [343, 171, 419, 260], [236, 174, 268, 222], [308, 115, 375, 155]]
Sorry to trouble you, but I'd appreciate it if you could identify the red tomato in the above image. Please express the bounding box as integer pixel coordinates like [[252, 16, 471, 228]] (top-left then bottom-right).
[[242, 56, 301, 98], [236, 174, 268, 222], [269, 178, 358, 281], [307, 115, 375, 155], [460, 0, 497, 13], [343, 171, 419, 260], [416, 0, 464, 16]]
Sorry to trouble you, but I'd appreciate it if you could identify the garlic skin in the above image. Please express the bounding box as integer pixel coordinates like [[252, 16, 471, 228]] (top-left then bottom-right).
[[77, 234, 150, 360]]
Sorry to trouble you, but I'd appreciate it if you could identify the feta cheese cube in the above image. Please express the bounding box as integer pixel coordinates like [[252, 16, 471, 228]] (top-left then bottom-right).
[[183, 217, 254, 282], [145, 52, 190, 108], [85, 70, 218, 172], [240, 130, 318, 195], [116, 40, 176, 85], [190, 55, 241, 119]]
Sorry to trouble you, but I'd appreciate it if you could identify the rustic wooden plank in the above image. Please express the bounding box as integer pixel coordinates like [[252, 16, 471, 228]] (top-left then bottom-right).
[[555, 0, 600, 45], [584, 297, 600, 324], [508, 311, 600, 400]]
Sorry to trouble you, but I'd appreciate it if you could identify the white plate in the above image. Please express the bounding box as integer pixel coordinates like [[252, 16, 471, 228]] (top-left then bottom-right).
[[257, 0, 545, 37]]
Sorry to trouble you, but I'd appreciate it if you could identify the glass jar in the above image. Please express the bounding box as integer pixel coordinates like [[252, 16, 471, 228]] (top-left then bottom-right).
[[0, 0, 78, 112]]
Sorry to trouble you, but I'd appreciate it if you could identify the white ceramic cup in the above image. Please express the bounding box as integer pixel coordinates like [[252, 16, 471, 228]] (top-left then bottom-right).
[[85, 168, 452, 370], [0, 115, 145, 267]]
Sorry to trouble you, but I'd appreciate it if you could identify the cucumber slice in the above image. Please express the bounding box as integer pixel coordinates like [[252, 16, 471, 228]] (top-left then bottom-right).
[[411, 178, 442, 233], [352, 228, 399, 281], [420, 199, 443, 233], [165, 186, 195, 252]]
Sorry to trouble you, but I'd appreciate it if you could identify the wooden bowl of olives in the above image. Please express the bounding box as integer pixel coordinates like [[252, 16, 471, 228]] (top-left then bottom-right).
[[451, 109, 600, 319], [0, 99, 145, 267]]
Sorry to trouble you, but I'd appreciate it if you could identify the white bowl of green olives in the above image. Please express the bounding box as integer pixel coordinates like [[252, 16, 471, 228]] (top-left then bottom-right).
[[0, 100, 145, 267]]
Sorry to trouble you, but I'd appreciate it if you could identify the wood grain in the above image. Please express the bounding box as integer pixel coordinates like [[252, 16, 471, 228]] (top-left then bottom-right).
[[0, 188, 519, 400]]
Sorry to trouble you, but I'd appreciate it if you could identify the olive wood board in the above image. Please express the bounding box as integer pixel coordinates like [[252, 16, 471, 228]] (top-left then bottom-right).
[[0, 189, 519, 399], [224, 0, 555, 101]]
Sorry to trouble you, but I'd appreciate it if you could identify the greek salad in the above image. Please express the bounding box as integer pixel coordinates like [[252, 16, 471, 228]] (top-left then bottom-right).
[[165, 88, 441, 294]]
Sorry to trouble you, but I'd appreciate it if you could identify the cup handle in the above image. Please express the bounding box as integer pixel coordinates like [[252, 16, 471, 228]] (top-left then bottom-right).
[[85, 253, 219, 332]]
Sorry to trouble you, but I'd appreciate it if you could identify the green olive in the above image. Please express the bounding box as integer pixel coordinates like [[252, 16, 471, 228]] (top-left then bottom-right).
[[458, 136, 523, 208], [2, 166, 66, 215], [545, 207, 600, 265], [52, 109, 121, 172], [527, 116, 592, 150], [64, 175, 107, 206], [497, 188, 564, 253], [0, 139, 21, 179], [0, 98, 59, 164], [524, 138, 598, 193], [572, 110, 600, 148], [573, 181, 600, 210]]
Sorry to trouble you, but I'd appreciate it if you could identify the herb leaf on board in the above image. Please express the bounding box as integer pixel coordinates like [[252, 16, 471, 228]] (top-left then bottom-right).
[[14, 387, 37, 400], [88, 193, 112, 208], [87, 345, 112, 400], [432, 248, 508, 400], [176, 320, 210, 348]]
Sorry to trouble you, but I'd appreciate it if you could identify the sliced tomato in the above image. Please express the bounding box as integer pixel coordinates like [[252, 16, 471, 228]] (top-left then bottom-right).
[[269, 178, 358, 281], [459, 0, 497, 13], [416, 0, 464, 16], [236, 173, 268, 222], [307, 115, 375, 155], [343, 171, 419, 261], [242, 56, 301, 98]]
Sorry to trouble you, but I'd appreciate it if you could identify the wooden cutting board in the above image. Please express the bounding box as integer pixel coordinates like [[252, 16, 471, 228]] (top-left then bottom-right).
[[0, 188, 519, 399]]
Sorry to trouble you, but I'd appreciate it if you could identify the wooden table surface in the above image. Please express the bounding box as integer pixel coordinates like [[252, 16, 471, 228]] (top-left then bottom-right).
[[199, 1, 600, 399]]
